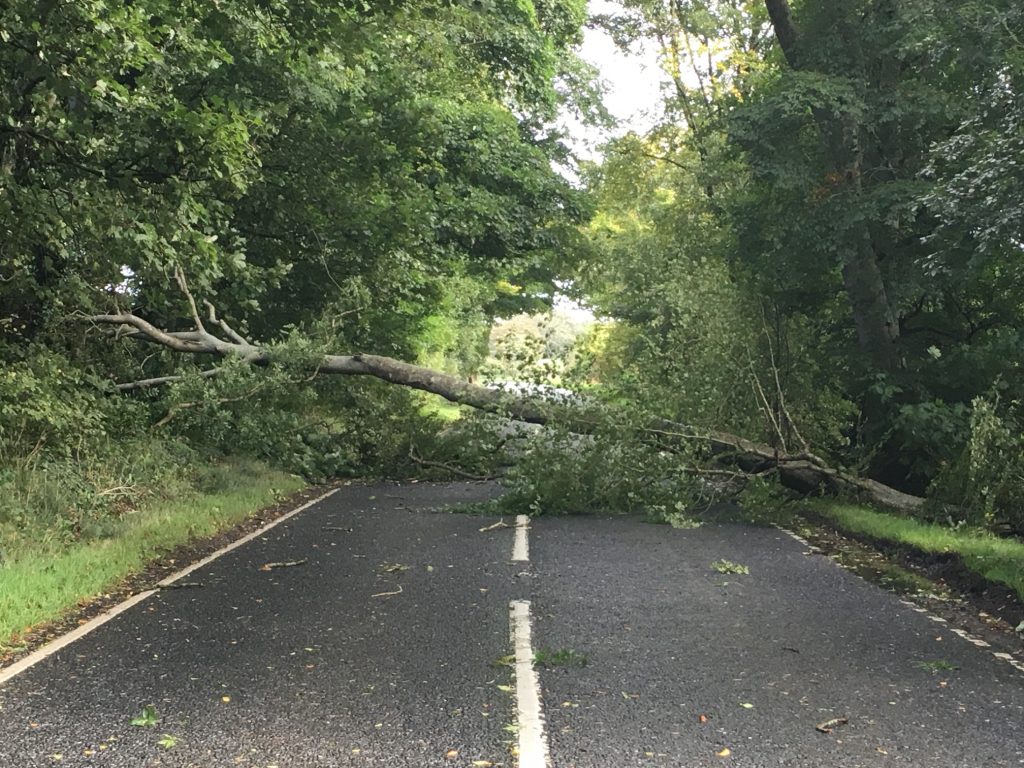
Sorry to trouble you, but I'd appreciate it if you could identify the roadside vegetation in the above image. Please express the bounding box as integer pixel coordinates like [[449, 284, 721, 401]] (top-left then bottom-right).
[[0, 457, 302, 651], [808, 501, 1024, 602], [2, 0, 1023, 646]]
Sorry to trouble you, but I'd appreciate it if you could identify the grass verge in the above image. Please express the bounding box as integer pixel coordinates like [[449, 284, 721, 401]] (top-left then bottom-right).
[[807, 500, 1024, 601], [0, 457, 304, 651], [415, 391, 465, 422]]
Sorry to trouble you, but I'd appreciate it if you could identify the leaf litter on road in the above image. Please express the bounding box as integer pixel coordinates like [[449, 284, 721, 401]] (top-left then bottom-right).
[[130, 705, 158, 727], [710, 559, 750, 575]]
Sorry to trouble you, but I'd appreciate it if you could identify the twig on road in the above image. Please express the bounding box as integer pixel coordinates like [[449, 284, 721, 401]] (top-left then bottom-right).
[[815, 716, 849, 734], [156, 581, 204, 590], [259, 559, 307, 571], [371, 585, 403, 598], [479, 519, 510, 532]]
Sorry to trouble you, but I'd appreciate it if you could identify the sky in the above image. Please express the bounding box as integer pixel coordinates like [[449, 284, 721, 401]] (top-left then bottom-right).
[[560, 0, 668, 160], [552, 1, 666, 321]]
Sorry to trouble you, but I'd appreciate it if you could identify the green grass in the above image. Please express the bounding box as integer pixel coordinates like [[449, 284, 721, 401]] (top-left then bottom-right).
[[810, 501, 1024, 601], [0, 458, 304, 650], [415, 392, 465, 422]]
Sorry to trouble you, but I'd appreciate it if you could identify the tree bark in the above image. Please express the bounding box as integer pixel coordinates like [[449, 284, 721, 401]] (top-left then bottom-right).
[[83, 309, 925, 514]]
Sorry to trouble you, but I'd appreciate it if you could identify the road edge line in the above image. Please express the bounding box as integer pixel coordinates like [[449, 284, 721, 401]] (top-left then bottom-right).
[[0, 487, 339, 686], [774, 524, 1024, 677], [157, 487, 339, 586], [510, 599, 550, 768]]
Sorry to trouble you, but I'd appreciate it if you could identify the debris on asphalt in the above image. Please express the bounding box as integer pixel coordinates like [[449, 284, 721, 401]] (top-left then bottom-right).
[[815, 716, 849, 734], [155, 581, 204, 590], [258, 559, 307, 571], [478, 520, 510, 532]]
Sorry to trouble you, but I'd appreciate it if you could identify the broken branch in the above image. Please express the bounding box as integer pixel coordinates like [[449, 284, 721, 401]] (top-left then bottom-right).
[[82, 300, 926, 515]]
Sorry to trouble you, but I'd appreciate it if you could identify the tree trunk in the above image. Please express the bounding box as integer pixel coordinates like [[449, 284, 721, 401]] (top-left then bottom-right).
[[842, 234, 901, 372]]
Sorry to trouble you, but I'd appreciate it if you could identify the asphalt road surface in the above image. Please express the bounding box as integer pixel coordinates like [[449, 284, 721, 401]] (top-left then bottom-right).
[[1, 481, 1022, 767]]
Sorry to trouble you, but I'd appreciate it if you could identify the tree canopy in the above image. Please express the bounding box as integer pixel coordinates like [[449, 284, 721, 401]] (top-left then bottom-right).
[[2, 0, 1023, 540]]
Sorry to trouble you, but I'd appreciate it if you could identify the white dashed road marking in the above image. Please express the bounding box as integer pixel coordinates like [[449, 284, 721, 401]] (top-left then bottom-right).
[[0, 487, 340, 686], [510, 600, 550, 768], [513, 514, 531, 562]]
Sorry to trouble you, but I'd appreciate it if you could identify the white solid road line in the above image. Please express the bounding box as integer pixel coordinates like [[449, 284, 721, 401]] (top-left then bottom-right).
[[0, 487, 339, 687], [513, 514, 530, 562], [510, 600, 550, 768]]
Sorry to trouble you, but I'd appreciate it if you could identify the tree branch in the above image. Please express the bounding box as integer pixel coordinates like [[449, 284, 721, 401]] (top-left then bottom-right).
[[203, 299, 250, 345], [764, 0, 800, 66], [115, 368, 221, 392], [173, 266, 207, 335], [83, 306, 925, 515]]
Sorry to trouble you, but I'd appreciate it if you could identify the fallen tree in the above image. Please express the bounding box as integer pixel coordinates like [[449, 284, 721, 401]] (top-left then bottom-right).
[[83, 286, 925, 515]]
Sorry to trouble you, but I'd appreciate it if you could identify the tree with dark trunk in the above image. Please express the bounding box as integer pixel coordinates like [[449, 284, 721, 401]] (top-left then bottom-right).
[[763, 0, 901, 374]]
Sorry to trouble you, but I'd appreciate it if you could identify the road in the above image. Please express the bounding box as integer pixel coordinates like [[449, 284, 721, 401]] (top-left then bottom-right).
[[0, 481, 1022, 767]]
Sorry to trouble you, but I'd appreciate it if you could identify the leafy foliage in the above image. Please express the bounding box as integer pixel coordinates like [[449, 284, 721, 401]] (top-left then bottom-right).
[[0, 0, 594, 542], [572, 0, 1024, 523]]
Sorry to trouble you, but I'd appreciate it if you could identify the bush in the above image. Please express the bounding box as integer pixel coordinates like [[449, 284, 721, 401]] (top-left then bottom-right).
[[926, 392, 1024, 531], [493, 408, 708, 520]]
